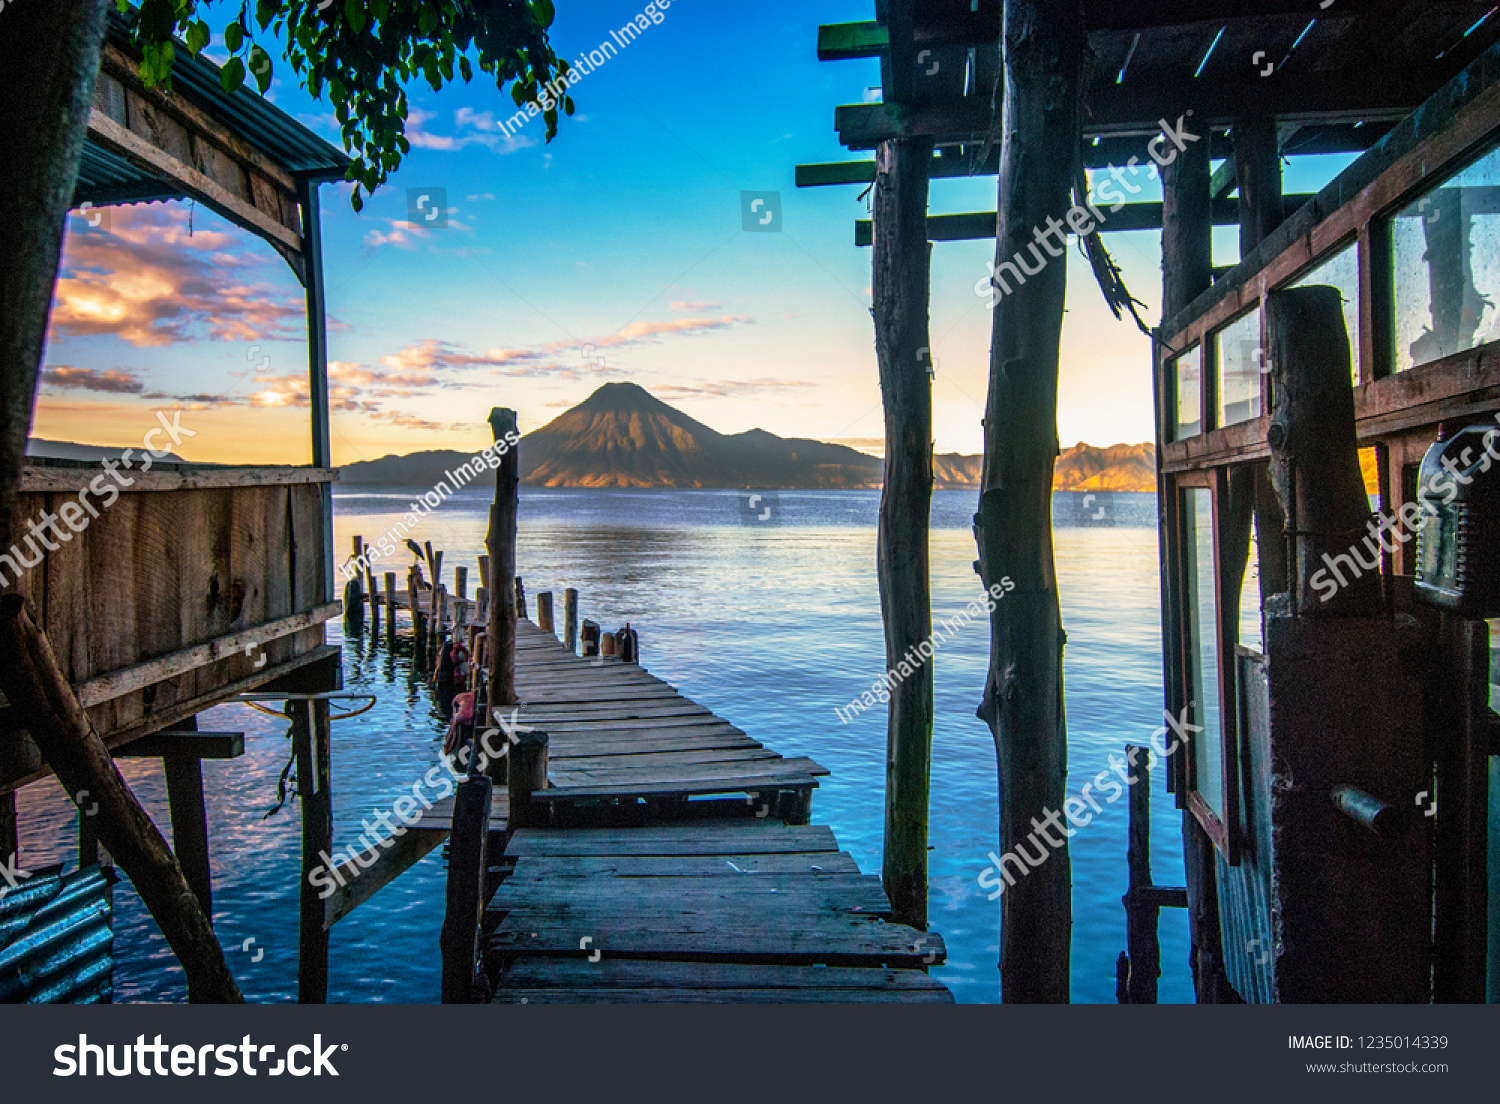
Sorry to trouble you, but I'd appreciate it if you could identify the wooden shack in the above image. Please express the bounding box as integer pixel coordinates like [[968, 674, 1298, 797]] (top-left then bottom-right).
[[805, 1, 1500, 1002], [0, 12, 348, 1001]]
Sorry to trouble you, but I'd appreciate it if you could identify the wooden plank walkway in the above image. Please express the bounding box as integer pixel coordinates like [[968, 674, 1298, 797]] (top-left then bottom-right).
[[480, 621, 952, 1003]]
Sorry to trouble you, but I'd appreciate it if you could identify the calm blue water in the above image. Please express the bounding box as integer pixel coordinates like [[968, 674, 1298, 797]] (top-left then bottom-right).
[[15, 488, 1188, 1004]]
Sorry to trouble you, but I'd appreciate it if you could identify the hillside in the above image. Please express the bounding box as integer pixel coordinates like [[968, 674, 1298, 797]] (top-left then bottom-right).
[[338, 384, 1157, 492]]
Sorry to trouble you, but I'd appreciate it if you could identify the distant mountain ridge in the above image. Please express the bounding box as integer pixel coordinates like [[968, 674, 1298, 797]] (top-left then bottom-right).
[[337, 383, 1157, 492]]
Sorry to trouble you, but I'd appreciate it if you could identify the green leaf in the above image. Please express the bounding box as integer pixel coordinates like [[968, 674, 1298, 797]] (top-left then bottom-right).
[[458, 56, 473, 82], [249, 45, 273, 93], [370, 0, 388, 22], [220, 55, 245, 95], [563, 95, 574, 116], [345, 0, 367, 35], [185, 19, 210, 55], [351, 188, 364, 213], [418, 5, 437, 34], [529, 0, 555, 29], [223, 21, 243, 52], [256, 0, 276, 30], [510, 80, 526, 106]]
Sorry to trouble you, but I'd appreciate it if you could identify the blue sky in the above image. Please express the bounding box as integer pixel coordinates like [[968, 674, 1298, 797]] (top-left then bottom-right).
[[35, 0, 1357, 466]]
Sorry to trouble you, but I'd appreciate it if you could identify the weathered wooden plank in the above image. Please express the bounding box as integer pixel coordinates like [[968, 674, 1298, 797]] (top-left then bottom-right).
[[496, 986, 953, 1004], [73, 602, 341, 708], [550, 757, 829, 784], [504, 852, 862, 878], [547, 736, 764, 757], [501, 957, 945, 991], [492, 881, 890, 916], [506, 825, 840, 857], [547, 749, 781, 772], [489, 916, 944, 965], [539, 775, 819, 802]]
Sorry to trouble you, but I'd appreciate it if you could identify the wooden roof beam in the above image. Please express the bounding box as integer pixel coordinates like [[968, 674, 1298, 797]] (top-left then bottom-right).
[[850, 195, 1315, 246]]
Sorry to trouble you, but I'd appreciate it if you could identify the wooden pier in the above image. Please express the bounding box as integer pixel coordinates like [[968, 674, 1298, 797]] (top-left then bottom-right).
[[456, 621, 952, 1004]]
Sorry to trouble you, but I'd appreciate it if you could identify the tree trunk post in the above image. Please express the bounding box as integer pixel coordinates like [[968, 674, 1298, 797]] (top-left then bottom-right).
[[537, 590, 555, 635], [384, 572, 398, 644], [974, 0, 1085, 1004], [0, 597, 242, 1002], [873, 134, 936, 932], [487, 410, 521, 756], [1123, 745, 1160, 1004], [292, 698, 333, 1004], [514, 576, 528, 621], [439, 773, 492, 1003], [508, 730, 550, 831], [564, 589, 579, 653], [1234, 115, 1283, 262], [0, 0, 109, 578]]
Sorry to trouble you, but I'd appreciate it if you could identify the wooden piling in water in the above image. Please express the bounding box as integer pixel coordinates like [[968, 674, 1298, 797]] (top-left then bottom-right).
[[1122, 744, 1159, 1004], [1, 792, 16, 873], [872, 128, 936, 934], [456, 566, 468, 600], [508, 730, 549, 831], [292, 699, 333, 1004], [409, 569, 427, 669], [537, 591, 554, 635], [440, 773, 493, 1003], [486, 409, 521, 729], [973, 0, 1085, 1003], [515, 576, 528, 621], [163, 716, 213, 922], [384, 572, 398, 643], [564, 588, 579, 653]]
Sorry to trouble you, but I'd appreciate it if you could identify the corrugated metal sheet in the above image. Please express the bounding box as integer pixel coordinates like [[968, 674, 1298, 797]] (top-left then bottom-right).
[[0, 865, 114, 1005], [1218, 652, 1277, 1004], [74, 10, 350, 206]]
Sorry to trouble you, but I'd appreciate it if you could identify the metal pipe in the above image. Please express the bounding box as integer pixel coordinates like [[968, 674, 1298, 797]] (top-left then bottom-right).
[[1332, 784, 1407, 840]]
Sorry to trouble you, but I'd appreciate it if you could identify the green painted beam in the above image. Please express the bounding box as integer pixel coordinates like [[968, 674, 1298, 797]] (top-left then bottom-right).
[[817, 21, 888, 62]]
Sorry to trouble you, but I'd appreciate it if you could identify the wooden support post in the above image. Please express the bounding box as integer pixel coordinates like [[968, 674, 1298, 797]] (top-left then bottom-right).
[[580, 619, 601, 658], [601, 632, 617, 658], [1122, 745, 1160, 1004], [1267, 287, 1379, 617], [456, 566, 468, 601], [478, 555, 491, 594], [1233, 115, 1284, 260], [487, 409, 521, 727], [564, 588, 579, 653], [1434, 618, 1491, 1002], [439, 773, 493, 1003], [507, 730, 549, 831], [292, 699, 333, 1004], [384, 573, 398, 643], [515, 576, 528, 621], [537, 591, 554, 635], [973, 0, 1085, 1004], [409, 569, 427, 668], [163, 716, 213, 922], [0, 596, 242, 1002], [873, 132, 936, 932]]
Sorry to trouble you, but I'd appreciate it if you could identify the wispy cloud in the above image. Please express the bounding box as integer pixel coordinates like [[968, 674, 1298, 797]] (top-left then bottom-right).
[[406, 107, 535, 154], [40, 366, 144, 394], [653, 377, 816, 401], [669, 299, 723, 311]]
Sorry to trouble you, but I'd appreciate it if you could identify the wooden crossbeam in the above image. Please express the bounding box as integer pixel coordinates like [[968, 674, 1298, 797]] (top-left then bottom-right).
[[117, 731, 245, 760], [852, 195, 1314, 244]]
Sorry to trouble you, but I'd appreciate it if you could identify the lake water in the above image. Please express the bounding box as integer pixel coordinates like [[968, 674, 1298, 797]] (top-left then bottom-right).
[[14, 488, 1189, 1004]]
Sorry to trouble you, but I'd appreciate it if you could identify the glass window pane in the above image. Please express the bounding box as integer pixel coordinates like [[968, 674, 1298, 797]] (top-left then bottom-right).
[[1215, 311, 1263, 428], [1294, 245, 1360, 383], [1183, 488, 1225, 824], [1175, 346, 1202, 440], [1239, 520, 1264, 656], [1392, 143, 1500, 373]]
